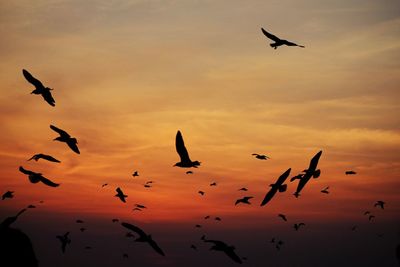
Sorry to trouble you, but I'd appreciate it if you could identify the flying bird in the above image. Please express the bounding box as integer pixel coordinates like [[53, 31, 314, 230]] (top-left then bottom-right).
[[56, 232, 71, 253], [261, 28, 305, 49], [0, 209, 26, 229], [204, 215, 210, 219], [294, 151, 322, 197], [22, 69, 56, 106], [202, 236, 242, 264], [76, 219, 84, 223], [215, 217, 222, 221], [235, 196, 253, 205], [101, 183, 108, 187], [28, 153, 60, 163], [260, 168, 291, 206], [174, 131, 200, 168], [50, 125, 80, 154], [368, 215, 375, 221], [364, 211, 371, 215], [19, 166, 60, 187], [278, 214, 287, 222], [115, 187, 127, 203], [132, 171, 139, 177], [121, 222, 165, 256], [186, 171, 193, 174], [190, 244, 198, 251], [2, 191, 14, 200], [210, 182, 217, 186], [321, 186, 330, 194], [345, 171, 356, 175], [112, 219, 119, 223], [374, 200, 385, 209], [135, 204, 146, 209], [238, 187, 248, 191], [294, 223, 305, 231], [252, 153, 270, 160], [198, 191, 205, 196], [27, 205, 36, 209]]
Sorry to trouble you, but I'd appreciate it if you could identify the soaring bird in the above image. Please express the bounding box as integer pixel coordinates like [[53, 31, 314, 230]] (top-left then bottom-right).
[[202, 236, 242, 264], [135, 204, 146, 209], [0, 209, 26, 229], [374, 200, 385, 209], [204, 215, 210, 219], [2, 191, 14, 200], [121, 222, 165, 256], [215, 217, 222, 221], [235, 196, 253, 205], [364, 211, 371, 216], [252, 153, 270, 160], [195, 224, 202, 228], [261, 28, 305, 49], [345, 171, 356, 175], [260, 168, 291, 206], [50, 125, 80, 154], [19, 166, 60, 187], [198, 191, 205, 196], [368, 215, 375, 221], [238, 187, 248, 191], [190, 244, 198, 251], [321, 186, 330, 194], [101, 183, 108, 188], [278, 214, 287, 222], [132, 171, 139, 177], [294, 151, 322, 197], [27, 205, 36, 209], [28, 153, 60, 163], [56, 232, 71, 253], [115, 187, 127, 203], [294, 223, 305, 231], [112, 219, 119, 223], [76, 219, 84, 223], [210, 182, 217, 186], [174, 131, 200, 168], [186, 171, 193, 174], [22, 69, 56, 106]]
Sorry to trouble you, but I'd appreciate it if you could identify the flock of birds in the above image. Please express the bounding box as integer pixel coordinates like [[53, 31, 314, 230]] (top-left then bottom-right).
[[0, 27, 396, 266]]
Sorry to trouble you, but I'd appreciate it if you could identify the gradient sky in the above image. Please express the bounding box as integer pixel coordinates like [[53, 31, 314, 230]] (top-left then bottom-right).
[[0, 1, 399, 266]]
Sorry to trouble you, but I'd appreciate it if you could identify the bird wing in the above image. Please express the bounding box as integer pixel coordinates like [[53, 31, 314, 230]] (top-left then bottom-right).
[[19, 166, 35, 175], [42, 89, 56, 106], [307, 151, 322, 172], [39, 175, 60, 187], [121, 222, 147, 238], [50, 125, 70, 138], [67, 140, 80, 154], [40, 154, 61, 163], [225, 248, 243, 264], [261, 28, 281, 42], [22, 69, 44, 88], [175, 131, 191, 162], [276, 168, 291, 185], [148, 238, 166, 256], [260, 187, 277, 206]]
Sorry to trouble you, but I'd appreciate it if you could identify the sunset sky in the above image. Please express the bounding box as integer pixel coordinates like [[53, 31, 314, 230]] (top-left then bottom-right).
[[0, 1, 399, 266]]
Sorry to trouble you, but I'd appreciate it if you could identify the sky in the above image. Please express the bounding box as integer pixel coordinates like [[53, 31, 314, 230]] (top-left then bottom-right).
[[0, 0, 399, 266]]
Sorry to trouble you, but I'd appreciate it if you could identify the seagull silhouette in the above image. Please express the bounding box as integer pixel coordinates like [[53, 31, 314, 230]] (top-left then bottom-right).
[[238, 187, 248, 191], [294, 223, 305, 231], [260, 168, 291, 206], [198, 191, 205, 196], [135, 204, 146, 209], [374, 200, 385, 209], [215, 217, 222, 221], [0, 209, 26, 229], [186, 171, 193, 174], [190, 244, 198, 251], [28, 153, 60, 163], [210, 182, 217, 186], [278, 214, 287, 222], [50, 125, 80, 154], [112, 219, 119, 223], [174, 131, 200, 168], [368, 215, 375, 221], [235, 196, 253, 205], [56, 232, 71, 253], [345, 171, 356, 175], [101, 183, 108, 188], [364, 211, 371, 215], [132, 171, 139, 177], [22, 69, 56, 106], [294, 151, 322, 197], [252, 153, 270, 160], [202, 235, 242, 264], [27, 204, 36, 209], [2, 191, 14, 200], [261, 28, 305, 49], [204, 215, 210, 219], [115, 187, 127, 203], [195, 224, 202, 228], [321, 186, 330, 194], [19, 166, 60, 187], [121, 222, 165, 256], [76, 219, 84, 223]]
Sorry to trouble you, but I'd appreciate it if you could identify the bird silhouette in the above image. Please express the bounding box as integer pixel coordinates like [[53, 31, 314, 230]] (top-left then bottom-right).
[[135, 204, 146, 209], [186, 171, 193, 174], [76, 219, 84, 223], [121, 222, 165, 256], [198, 191, 205, 196], [22, 69, 56, 106], [252, 153, 270, 160], [202, 235, 242, 264], [28, 153, 60, 163], [204, 215, 210, 219], [144, 184, 152, 188], [174, 131, 200, 168], [235, 196, 253, 205], [123, 253, 128, 258], [215, 217, 222, 221], [351, 226, 357, 231], [2, 191, 14, 200], [261, 168, 291, 206], [190, 244, 198, 251], [374, 200, 385, 209], [19, 166, 60, 187], [132, 171, 139, 177], [261, 28, 305, 49], [210, 182, 217, 186], [85, 246, 92, 250], [0, 209, 26, 229], [115, 187, 127, 203], [27, 204, 36, 209], [368, 215, 375, 221], [56, 232, 71, 253], [112, 219, 119, 223], [294, 151, 322, 197], [294, 223, 305, 231], [278, 214, 287, 222], [238, 187, 248, 191], [364, 211, 371, 215], [101, 183, 108, 187], [345, 171, 356, 175], [321, 186, 330, 194], [50, 125, 80, 154]]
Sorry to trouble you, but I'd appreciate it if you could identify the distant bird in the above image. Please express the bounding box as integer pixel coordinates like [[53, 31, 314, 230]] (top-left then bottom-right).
[[215, 217, 222, 221], [278, 214, 287, 222], [2, 191, 14, 200], [101, 183, 108, 188], [123, 253, 128, 259], [321, 186, 330, 194], [260, 168, 291, 206], [132, 171, 139, 177], [210, 182, 217, 186], [19, 166, 60, 187], [144, 184, 152, 188], [290, 174, 303, 182], [364, 211, 371, 216], [174, 131, 200, 168], [252, 153, 270, 160], [294, 223, 305, 231], [112, 219, 119, 223], [146, 181, 154, 184], [27, 205, 36, 209], [115, 187, 127, 203], [186, 171, 193, 174], [294, 151, 322, 197], [121, 222, 165, 256], [374, 201, 385, 209], [56, 232, 71, 253], [76, 220, 84, 223], [28, 153, 60, 163], [50, 125, 80, 154], [238, 187, 248, 191], [22, 69, 56, 106], [235, 196, 253, 205], [202, 236, 242, 264], [135, 204, 146, 209], [368, 215, 375, 221], [0, 209, 26, 229], [345, 171, 356, 175], [198, 191, 205, 196], [351, 226, 357, 231], [80, 228, 86, 232], [204, 215, 210, 219], [190, 244, 198, 251], [261, 28, 305, 49], [195, 224, 202, 228]]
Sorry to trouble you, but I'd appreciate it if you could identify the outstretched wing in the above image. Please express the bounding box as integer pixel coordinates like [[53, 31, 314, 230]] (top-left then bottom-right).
[[275, 168, 291, 185], [39, 175, 60, 187], [42, 89, 56, 107], [121, 222, 147, 238], [148, 238, 166, 256], [19, 166, 35, 175], [261, 28, 281, 42], [22, 69, 44, 88], [50, 125, 70, 138], [175, 131, 191, 162], [39, 154, 61, 163], [282, 40, 304, 47], [260, 187, 277, 206], [307, 151, 322, 173], [225, 249, 243, 264]]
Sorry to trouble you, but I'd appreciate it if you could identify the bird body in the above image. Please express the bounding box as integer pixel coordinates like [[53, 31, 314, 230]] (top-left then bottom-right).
[[261, 28, 305, 49], [174, 131, 200, 168], [50, 125, 80, 154], [22, 69, 56, 106], [260, 168, 291, 206]]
